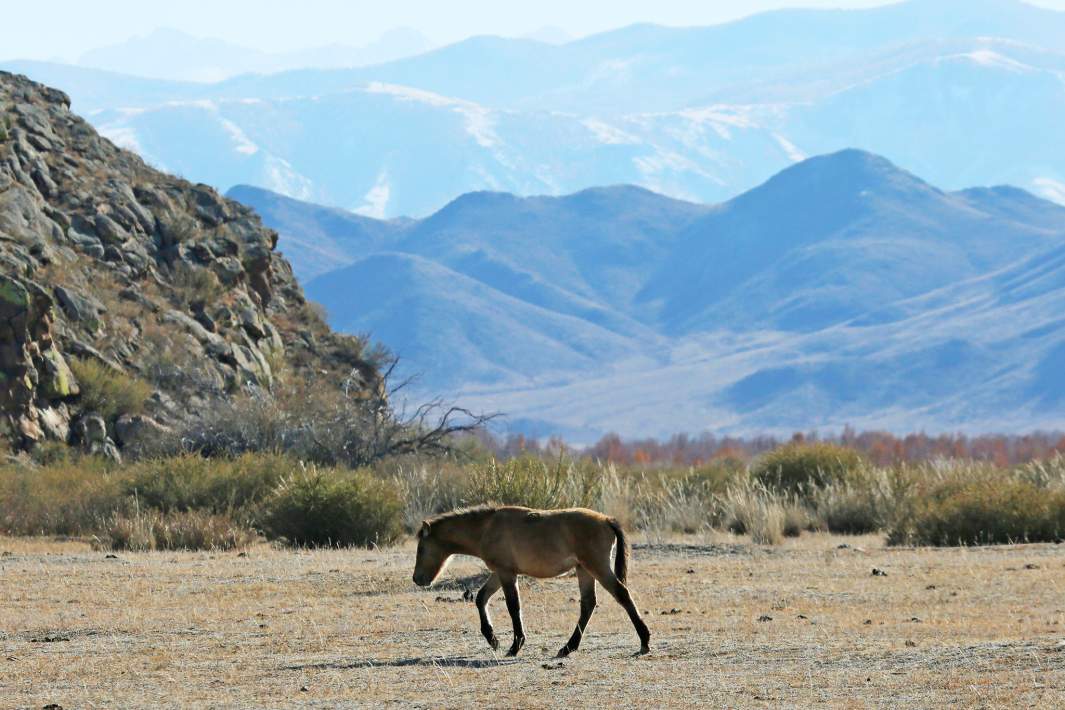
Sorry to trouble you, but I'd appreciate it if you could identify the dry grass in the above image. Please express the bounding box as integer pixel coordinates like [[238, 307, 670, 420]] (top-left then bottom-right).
[[2, 533, 1064, 708]]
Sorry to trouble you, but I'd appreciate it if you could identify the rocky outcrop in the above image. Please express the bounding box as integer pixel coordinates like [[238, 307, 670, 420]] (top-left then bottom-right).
[[0, 71, 380, 451]]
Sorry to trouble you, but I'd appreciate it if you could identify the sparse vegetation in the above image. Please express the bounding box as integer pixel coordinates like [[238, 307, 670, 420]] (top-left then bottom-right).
[[4, 443, 1065, 550], [68, 357, 152, 423], [169, 262, 224, 309]]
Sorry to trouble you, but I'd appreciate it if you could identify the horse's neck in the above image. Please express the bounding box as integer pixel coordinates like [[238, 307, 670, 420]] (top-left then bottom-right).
[[439, 512, 491, 557]]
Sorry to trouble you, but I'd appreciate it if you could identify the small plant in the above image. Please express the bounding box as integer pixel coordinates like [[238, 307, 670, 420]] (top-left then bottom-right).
[[260, 467, 404, 547], [69, 357, 152, 422], [752, 443, 865, 496]]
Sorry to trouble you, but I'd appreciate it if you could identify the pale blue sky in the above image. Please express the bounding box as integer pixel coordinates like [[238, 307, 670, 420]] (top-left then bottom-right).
[[6, 0, 1064, 62]]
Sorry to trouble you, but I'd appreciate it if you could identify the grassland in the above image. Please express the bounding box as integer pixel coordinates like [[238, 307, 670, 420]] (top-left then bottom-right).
[[3, 533, 1064, 708]]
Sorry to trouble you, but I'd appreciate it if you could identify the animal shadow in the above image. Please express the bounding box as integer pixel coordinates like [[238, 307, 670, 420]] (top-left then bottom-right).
[[285, 656, 519, 670]]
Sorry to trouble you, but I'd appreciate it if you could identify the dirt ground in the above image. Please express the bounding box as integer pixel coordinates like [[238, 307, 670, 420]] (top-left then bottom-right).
[[2, 532, 1064, 708]]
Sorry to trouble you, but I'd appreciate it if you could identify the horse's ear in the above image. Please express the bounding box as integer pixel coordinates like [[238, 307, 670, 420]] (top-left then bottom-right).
[[418, 521, 430, 539]]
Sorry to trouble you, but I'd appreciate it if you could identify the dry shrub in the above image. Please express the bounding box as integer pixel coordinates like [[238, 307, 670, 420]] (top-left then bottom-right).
[[170, 262, 223, 308], [0, 456, 128, 536], [752, 443, 865, 496], [887, 473, 1065, 546], [123, 453, 295, 524], [260, 466, 404, 547], [69, 357, 152, 422], [102, 509, 256, 551]]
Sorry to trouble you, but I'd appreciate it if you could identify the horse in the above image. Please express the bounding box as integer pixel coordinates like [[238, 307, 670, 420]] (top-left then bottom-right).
[[411, 505, 651, 657]]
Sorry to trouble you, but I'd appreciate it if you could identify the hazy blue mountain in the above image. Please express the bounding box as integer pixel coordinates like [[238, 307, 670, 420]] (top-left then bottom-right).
[[640, 150, 1064, 333], [306, 253, 646, 389], [76, 27, 435, 82], [4, 0, 1063, 216], [231, 150, 1065, 436], [226, 185, 408, 280]]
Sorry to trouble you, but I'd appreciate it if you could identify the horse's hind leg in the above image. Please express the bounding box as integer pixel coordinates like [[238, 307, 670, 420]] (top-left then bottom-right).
[[476, 573, 502, 651], [585, 561, 651, 654], [499, 573, 526, 657], [557, 566, 596, 657]]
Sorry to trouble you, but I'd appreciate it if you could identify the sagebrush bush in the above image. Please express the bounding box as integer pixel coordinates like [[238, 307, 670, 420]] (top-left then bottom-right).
[[260, 467, 404, 547], [69, 357, 152, 422], [124, 453, 295, 523], [0, 456, 128, 536], [464, 456, 603, 510], [102, 509, 256, 551], [887, 476, 1065, 546], [752, 443, 865, 496]]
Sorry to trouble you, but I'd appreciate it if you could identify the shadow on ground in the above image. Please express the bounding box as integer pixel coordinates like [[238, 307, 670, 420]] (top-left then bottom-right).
[[285, 656, 520, 670]]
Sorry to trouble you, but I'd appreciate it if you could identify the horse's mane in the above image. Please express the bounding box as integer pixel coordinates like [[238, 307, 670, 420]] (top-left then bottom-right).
[[424, 504, 498, 526]]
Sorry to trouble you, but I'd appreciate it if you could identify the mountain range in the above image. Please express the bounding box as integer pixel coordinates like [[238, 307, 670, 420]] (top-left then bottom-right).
[[3, 0, 1064, 217], [77, 27, 435, 83], [228, 150, 1065, 438]]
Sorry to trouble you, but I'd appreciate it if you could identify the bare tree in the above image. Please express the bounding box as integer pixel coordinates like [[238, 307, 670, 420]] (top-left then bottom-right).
[[171, 357, 498, 467]]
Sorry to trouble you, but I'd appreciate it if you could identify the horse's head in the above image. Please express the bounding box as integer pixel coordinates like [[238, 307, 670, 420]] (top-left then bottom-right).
[[412, 521, 451, 587]]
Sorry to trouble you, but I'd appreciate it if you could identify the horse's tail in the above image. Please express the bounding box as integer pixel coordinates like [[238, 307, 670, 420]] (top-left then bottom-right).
[[607, 517, 629, 584]]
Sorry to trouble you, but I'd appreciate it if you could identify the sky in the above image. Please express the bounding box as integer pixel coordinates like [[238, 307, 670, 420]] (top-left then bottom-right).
[[5, 0, 1064, 62]]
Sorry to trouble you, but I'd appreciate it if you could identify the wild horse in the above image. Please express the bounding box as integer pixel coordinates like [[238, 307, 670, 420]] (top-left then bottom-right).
[[412, 505, 650, 657]]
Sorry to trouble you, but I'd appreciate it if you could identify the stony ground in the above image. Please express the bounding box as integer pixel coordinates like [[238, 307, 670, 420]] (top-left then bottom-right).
[[2, 533, 1064, 708]]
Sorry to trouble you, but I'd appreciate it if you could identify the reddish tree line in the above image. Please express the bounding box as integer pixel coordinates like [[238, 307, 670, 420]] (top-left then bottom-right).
[[478, 427, 1065, 467]]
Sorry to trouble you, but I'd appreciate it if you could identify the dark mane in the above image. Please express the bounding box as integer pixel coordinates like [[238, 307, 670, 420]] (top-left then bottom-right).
[[425, 504, 498, 526]]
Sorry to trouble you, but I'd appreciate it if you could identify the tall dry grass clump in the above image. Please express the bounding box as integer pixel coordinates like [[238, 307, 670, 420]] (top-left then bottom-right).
[[721, 483, 792, 545], [463, 455, 603, 510], [102, 509, 256, 551]]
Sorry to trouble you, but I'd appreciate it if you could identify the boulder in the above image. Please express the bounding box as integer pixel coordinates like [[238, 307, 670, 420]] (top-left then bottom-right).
[[114, 413, 171, 448]]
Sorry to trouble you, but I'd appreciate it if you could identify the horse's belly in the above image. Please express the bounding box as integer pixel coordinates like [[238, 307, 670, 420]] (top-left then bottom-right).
[[522, 555, 577, 579]]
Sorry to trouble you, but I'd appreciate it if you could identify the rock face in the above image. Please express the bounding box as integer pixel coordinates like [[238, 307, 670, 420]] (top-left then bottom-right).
[[0, 71, 379, 451]]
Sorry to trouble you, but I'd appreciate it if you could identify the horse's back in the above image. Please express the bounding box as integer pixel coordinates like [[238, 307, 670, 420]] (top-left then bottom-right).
[[481, 507, 617, 578]]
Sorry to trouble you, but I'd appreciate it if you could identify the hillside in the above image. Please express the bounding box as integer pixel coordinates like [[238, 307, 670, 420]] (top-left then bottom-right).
[[4, 0, 1064, 217], [0, 71, 379, 453], [230, 151, 1065, 437]]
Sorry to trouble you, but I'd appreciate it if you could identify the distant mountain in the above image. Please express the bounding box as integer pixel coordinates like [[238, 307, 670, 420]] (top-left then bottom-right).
[[4, 0, 1064, 217], [75, 27, 435, 82], [228, 151, 1065, 436], [226, 185, 408, 281]]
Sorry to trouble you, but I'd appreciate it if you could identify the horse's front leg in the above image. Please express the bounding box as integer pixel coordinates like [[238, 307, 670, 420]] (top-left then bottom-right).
[[500, 573, 526, 656], [475, 573, 502, 651]]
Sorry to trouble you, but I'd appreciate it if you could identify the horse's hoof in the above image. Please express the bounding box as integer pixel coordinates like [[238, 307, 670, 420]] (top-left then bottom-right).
[[506, 638, 525, 657], [487, 636, 500, 650], [556, 647, 573, 658], [635, 645, 651, 656]]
